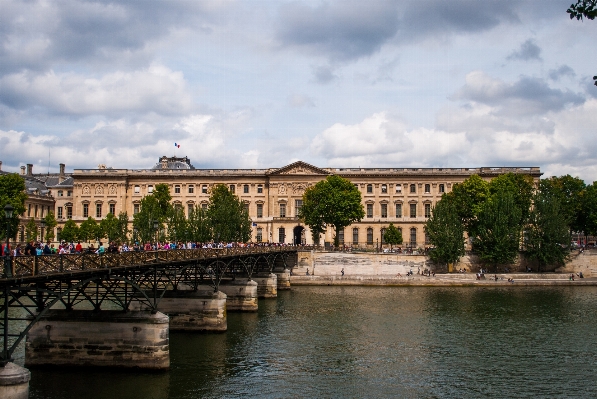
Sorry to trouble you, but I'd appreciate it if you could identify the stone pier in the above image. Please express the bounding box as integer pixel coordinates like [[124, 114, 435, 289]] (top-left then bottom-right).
[[25, 310, 169, 369], [253, 273, 278, 298], [275, 269, 291, 290], [0, 362, 30, 399], [219, 279, 258, 312], [151, 287, 227, 332]]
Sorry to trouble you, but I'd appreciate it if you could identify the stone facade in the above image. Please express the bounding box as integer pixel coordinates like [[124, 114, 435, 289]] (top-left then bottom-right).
[[9, 157, 542, 248]]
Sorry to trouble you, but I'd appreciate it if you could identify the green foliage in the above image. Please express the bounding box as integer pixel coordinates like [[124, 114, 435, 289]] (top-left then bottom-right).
[[488, 173, 534, 226], [187, 206, 211, 243], [524, 190, 570, 271], [539, 175, 586, 233], [383, 223, 403, 249], [207, 185, 252, 243], [133, 194, 165, 243], [60, 219, 79, 243], [0, 173, 27, 240], [25, 218, 38, 242], [474, 190, 522, 268], [43, 212, 57, 242], [425, 195, 466, 265], [79, 217, 100, 243], [300, 175, 365, 246], [153, 183, 173, 216], [582, 183, 597, 236], [168, 207, 188, 243], [447, 175, 489, 234], [568, 0, 597, 20], [100, 212, 130, 243]]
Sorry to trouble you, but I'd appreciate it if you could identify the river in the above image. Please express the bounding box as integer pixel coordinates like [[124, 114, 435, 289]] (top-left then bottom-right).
[[26, 286, 597, 398]]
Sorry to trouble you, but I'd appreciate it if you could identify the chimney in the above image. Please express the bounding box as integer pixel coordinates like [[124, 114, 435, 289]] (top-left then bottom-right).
[[59, 163, 65, 182], [27, 163, 33, 176], [20, 166, 26, 175]]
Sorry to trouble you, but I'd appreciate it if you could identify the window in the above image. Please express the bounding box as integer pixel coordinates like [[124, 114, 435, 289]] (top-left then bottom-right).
[[338, 229, 344, 244], [243, 202, 249, 213], [381, 228, 387, 244], [257, 228, 263, 243], [83, 203, 89, 218], [425, 203, 431, 218], [174, 185, 181, 194], [257, 203, 263, 218], [295, 200, 303, 217], [188, 185, 194, 194], [279, 203, 286, 218], [367, 228, 373, 245], [410, 228, 417, 247], [279, 227, 286, 243], [28, 204, 31, 217], [410, 203, 417, 218], [396, 184, 402, 193], [67, 191, 72, 196], [58, 190, 63, 197], [57, 228, 62, 241], [134, 185, 140, 194], [352, 228, 359, 244], [188, 204, 193, 216], [109, 203, 116, 215], [202, 185, 208, 194], [57, 207, 63, 219], [367, 204, 373, 218], [396, 203, 402, 217], [257, 185, 263, 194], [381, 184, 387, 193], [381, 203, 387, 218], [425, 232, 430, 245], [439, 184, 445, 193], [66, 206, 73, 219], [367, 184, 373, 193], [229, 184, 235, 193], [134, 203, 140, 214], [35, 205, 38, 217], [243, 184, 249, 194], [410, 184, 416, 193], [96, 204, 102, 218], [424, 184, 430, 193], [201, 203, 208, 210]]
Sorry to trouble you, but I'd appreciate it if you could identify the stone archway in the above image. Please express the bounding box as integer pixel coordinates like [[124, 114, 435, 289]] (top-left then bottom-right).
[[293, 226, 304, 245]]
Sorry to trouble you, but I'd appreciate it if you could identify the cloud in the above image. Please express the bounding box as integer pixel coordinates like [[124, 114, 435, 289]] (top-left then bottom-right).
[[507, 39, 542, 61], [311, 65, 338, 84], [287, 94, 315, 108], [0, 65, 194, 117], [548, 65, 576, 81]]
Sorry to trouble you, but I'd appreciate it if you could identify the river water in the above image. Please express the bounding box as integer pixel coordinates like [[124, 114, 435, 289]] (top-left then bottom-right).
[[26, 286, 597, 398]]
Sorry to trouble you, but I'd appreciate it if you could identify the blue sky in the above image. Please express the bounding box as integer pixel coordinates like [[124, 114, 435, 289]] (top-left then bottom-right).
[[1, 0, 596, 182]]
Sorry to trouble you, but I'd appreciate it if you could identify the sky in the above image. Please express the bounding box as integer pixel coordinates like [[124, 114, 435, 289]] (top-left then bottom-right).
[[1, 0, 596, 182]]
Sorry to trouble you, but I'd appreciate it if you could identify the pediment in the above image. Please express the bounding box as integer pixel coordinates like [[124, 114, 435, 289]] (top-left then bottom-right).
[[268, 161, 331, 176]]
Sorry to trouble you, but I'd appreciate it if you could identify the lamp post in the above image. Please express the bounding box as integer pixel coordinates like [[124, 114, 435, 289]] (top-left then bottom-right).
[[4, 204, 14, 278], [376, 238, 379, 253], [40, 219, 46, 243], [153, 220, 159, 249]]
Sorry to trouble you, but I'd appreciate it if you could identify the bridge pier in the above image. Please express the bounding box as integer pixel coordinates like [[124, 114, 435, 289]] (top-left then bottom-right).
[[219, 279, 258, 312], [154, 288, 227, 332], [275, 269, 291, 290], [0, 362, 30, 399], [25, 310, 169, 370], [253, 273, 278, 298]]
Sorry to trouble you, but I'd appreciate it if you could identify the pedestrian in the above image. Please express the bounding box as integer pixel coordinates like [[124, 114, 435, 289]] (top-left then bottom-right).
[[341, 268, 344, 276]]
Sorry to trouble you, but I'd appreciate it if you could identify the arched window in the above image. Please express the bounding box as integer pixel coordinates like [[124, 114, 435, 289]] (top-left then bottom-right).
[[367, 228, 373, 245], [410, 228, 417, 247]]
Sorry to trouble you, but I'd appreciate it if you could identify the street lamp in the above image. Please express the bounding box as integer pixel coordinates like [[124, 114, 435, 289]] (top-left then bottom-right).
[[4, 204, 14, 277], [40, 219, 46, 243], [153, 220, 159, 249]]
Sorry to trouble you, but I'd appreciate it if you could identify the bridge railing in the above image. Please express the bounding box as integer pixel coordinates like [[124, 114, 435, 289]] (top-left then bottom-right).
[[2, 247, 293, 279]]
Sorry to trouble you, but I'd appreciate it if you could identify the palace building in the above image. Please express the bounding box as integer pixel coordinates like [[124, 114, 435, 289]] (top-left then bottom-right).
[[9, 156, 542, 248]]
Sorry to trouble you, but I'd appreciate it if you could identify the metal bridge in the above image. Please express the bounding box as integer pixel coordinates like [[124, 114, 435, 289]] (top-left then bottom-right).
[[0, 247, 297, 366]]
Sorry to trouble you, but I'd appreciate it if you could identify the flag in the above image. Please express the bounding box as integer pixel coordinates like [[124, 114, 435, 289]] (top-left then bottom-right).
[[174, 142, 180, 148]]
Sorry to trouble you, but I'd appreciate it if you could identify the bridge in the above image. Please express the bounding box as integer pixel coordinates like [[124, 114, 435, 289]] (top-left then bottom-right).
[[0, 247, 298, 398]]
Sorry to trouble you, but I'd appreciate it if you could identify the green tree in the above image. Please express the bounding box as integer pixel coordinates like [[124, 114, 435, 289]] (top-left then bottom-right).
[[539, 175, 586, 234], [383, 223, 403, 250], [582, 183, 597, 236], [187, 206, 211, 243], [115, 212, 130, 243], [300, 175, 365, 247], [207, 185, 252, 243], [524, 190, 570, 271], [488, 173, 534, 227], [79, 217, 100, 243], [43, 211, 57, 242], [153, 183, 173, 216], [474, 190, 523, 270], [447, 175, 490, 234], [25, 218, 38, 242], [568, 0, 597, 86], [0, 173, 27, 241], [60, 219, 79, 243], [133, 195, 165, 244], [168, 207, 188, 243], [299, 185, 327, 245], [100, 213, 120, 243], [425, 195, 466, 266]]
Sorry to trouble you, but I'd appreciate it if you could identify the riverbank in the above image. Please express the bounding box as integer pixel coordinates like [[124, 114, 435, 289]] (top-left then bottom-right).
[[291, 273, 597, 286]]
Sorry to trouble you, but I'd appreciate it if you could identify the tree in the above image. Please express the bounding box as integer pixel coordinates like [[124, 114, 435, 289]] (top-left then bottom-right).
[[539, 175, 586, 234], [582, 183, 597, 236], [207, 185, 252, 243], [383, 223, 403, 250], [474, 190, 522, 270], [488, 173, 534, 227], [153, 183, 173, 216], [447, 175, 490, 235], [567, 1, 597, 85], [168, 207, 188, 243], [299, 185, 327, 246], [133, 195, 165, 244], [300, 175, 365, 247], [60, 219, 79, 243], [100, 213, 120, 243], [0, 173, 27, 241], [187, 206, 211, 243], [425, 195, 466, 266], [115, 212, 130, 244], [43, 212, 57, 242], [524, 190, 570, 271], [79, 217, 100, 243], [25, 218, 38, 242]]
